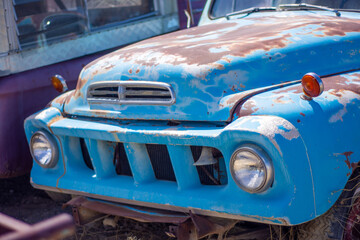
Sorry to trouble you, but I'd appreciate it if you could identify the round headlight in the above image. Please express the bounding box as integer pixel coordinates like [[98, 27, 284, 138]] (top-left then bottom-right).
[[30, 131, 58, 168], [230, 145, 273, 193]]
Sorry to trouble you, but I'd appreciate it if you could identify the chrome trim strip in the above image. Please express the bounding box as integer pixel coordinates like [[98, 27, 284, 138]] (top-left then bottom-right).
[[87, 81, 176, 105]]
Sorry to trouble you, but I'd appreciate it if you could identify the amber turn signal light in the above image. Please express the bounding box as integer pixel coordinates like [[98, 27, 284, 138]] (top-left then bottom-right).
[[51, 75, 68, 93], [301, 72, 324, 100]]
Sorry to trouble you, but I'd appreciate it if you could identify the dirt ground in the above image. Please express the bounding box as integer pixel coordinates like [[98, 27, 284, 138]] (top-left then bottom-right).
[[0, 175, 173, 239], [0, 175, 67, 224], [0, 175, 275, 240]]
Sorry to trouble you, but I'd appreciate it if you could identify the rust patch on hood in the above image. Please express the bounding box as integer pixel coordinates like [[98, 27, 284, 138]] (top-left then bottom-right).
[[66, 13, 360, 120], [84, 14, 360, 69], [53, 91, 76, 106], [53, 94, 69, 105], [74, 77, 87, 99], [324, 73, 360, 95], [234, 72, 360, 118], [48, 115, 63, 127], [65, 91, 75, 104]]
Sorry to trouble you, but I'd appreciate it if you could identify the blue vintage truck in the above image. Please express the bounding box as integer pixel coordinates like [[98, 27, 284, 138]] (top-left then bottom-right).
[[24, 0, 360, 239]]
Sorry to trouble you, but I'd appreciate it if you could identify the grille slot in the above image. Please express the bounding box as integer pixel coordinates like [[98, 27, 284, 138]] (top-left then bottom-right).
[[191, 146, 227, 185], [146, 144, 176, 182], [80, 138, 94, 170], [125, 87, 171, 99], [87, 81, 175, 105], [114, 143, 132, 176], [88, 86, 119, 99]]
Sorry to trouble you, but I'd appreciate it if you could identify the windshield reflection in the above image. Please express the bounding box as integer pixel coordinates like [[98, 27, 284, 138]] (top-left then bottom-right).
[[211, 0, 360, 18]]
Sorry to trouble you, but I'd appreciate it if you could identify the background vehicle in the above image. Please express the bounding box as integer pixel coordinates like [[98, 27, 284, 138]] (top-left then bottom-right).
[[0, 0, 205, 178], [24, 0, 360, 239]]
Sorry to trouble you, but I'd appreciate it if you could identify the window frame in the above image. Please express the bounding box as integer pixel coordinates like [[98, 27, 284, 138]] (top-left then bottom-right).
[[13, 0, 159, 50]]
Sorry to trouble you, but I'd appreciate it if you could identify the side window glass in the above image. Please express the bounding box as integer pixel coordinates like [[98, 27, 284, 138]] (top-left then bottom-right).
[[14, 0, 87, 48], [87, 0, 155, 29], [14, 0, 155, 49]]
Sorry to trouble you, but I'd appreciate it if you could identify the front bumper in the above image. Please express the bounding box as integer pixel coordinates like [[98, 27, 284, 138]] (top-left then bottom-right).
[[25, 107, 315, 225]]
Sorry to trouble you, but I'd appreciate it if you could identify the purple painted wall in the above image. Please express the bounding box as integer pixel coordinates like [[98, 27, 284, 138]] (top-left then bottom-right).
[[0, 52, 104, 178]]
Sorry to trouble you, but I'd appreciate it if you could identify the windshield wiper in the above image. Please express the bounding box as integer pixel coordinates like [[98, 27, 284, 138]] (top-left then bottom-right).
[[279, 3, 341, 17], [226, 7, 277, 20]]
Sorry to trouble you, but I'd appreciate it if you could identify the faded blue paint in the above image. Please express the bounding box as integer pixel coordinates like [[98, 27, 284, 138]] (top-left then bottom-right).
[[237, 71, 360, 217], [24, 8, 360, 226], [63, 11, 360, 122], [26, 107, 313, 225]]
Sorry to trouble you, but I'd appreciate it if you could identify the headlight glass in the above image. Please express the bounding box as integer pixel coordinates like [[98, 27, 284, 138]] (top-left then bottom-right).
[[30, 131, 58, 168], [230, 145, 273, 193]]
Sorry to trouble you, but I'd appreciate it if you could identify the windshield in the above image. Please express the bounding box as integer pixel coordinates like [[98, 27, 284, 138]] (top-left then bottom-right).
[[210, 0, 360, 18]]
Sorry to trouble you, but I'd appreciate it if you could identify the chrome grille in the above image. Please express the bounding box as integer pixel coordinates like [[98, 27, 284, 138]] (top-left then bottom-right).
[[87, 81, 175, 105]]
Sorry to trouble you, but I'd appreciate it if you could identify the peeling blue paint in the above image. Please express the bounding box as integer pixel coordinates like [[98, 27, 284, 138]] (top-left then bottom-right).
[[24, 9, 360, 227]]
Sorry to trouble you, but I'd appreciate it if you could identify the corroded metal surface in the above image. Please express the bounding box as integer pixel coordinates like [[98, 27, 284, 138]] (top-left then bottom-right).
[[65, 196, 190, 224], [65, 196, 237, 240], [64, 12, 360, 122], [85, 15, 360, 67], [237, 72, 360, 117]]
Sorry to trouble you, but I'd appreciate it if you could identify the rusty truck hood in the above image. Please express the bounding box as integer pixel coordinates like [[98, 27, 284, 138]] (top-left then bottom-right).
[[64, 11, 360, 122]]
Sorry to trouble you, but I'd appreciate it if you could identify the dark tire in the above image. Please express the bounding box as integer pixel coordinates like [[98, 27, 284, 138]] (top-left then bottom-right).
[[297, 168, 360, 240], [45, 190, 71, 203]]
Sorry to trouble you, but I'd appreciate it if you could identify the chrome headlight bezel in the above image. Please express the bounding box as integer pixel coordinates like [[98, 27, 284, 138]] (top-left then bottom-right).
[[230, 145, 274, 193], [30, 131, 59, 168]]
